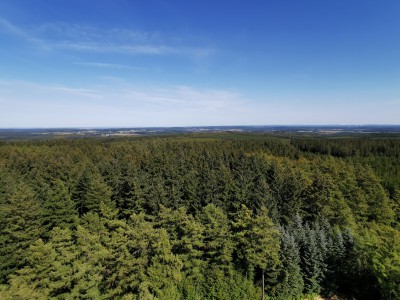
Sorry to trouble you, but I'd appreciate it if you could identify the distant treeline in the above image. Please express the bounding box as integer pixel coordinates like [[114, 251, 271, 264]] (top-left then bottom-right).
[[0, 135, 399, 299]]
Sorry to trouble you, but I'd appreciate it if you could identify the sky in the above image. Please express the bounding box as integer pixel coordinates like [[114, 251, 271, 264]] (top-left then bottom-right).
[[0, 0, 399, 127]]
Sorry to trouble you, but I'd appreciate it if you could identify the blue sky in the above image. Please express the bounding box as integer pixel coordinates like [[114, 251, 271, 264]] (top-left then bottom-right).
[[0, 0, 399, 127]]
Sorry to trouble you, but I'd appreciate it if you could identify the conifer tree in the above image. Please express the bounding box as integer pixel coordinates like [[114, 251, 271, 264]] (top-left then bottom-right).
[[70, 214, 110, 299], [41, 179, 78, 236], [274, 228, 304, 299], [0, 182, 42, 282], [198, 204, 234, 271], [83, 172, 113, 215], [5, 229, 76, 299], [301, 225, 325, 295], [47, 227, 77, 297], [323, 229, 345, 295], [73, 168, 113, 215], [232, 205, 280, 300], [156, 206, 205, 279], [6, 239, 55, 300], [146, 229, 183, 299]]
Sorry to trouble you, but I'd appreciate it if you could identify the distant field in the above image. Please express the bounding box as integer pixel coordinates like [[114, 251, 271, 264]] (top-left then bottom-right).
[[1, 125, 400, 141]]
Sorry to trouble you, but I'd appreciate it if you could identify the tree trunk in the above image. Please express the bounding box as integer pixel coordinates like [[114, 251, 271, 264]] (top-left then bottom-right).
[[262, 268, 265, 300]]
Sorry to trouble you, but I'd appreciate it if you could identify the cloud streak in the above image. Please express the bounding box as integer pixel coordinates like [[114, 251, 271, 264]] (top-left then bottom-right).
[[0, 80, 248, 127], [0, 18, 48, 49], [0, 18, 214, 58], [74, 62, 145, 70], [1, 79, 399, 127]]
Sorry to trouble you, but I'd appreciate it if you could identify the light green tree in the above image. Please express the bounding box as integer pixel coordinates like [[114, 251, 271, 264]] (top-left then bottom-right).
[[232, 205, 280, 300]]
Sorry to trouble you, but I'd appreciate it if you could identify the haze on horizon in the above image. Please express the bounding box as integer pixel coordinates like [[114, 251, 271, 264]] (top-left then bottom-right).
[[0, 0, 399, 128]]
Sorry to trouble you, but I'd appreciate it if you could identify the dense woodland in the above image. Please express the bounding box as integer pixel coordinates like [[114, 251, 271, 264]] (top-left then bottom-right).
[[0, 134, 399, 299]]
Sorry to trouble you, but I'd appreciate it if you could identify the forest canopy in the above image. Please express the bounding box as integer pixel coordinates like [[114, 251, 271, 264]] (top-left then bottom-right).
[[0, 134, 399, 299]]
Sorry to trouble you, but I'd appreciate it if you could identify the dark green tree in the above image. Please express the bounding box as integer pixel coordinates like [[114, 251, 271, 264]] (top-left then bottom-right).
[[232, 205, 280, 300], [198, 204, 234, 272], [0, 182, 42, 283], [41, 179, 78, 236], [273, 228, 304, 299]]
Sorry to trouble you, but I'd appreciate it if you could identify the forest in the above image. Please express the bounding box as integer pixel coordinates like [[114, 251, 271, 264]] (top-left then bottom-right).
[[0, 133, 399, 299]]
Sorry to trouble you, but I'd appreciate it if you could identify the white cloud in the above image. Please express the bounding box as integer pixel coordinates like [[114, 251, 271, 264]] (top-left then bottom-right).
[[36, 23, 159, 43], [74, 62, 145, 70], [56, 42, 177, 55], [0, 80, 250, 127], [0, 18, 48, 49], [0, 18, 214, 58], [1, 79, 399, 127]]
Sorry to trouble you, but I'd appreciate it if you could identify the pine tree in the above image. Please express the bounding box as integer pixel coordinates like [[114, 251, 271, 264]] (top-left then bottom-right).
[[6, 239, 55, 300], [323, 228, 345, 295], [99, 201, 147, 299], [198, 204, 234, 271], [232, 205, 280, 300], [73, 169, 113, 216], [83, 172, 113, 215], [146, 229, 183, 299], [0, 182, 42, 282], [47, 227, 77, 297], [41, 179, 78, 236], [301, 225, 324, 295], [273, 228, 304, 299], [70, 214, 110, 299], [156, 206, 204, 280]]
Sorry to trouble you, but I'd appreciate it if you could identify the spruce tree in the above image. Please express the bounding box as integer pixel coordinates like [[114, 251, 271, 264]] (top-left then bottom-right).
[[232, 205, 280, 299], [301, 226, 324, 295], [70, 214, 110, 299], [6, 239, 55, 299], [274, 228, 304, 299], [323, 229, 345, 295], [146, 229, 183, 299], [41, 179, 78, 236], [198, 204, 234, 271], [83, 172, 113, 215], [156, 206, 205, 280], [0, 182, 42, 282]]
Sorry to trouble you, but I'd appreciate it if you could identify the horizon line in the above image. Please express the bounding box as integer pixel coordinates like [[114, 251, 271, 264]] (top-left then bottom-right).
[[1, 124, 400, 130]]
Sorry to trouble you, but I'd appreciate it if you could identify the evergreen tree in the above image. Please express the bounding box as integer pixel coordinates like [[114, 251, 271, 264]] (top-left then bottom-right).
[[70, 214, 109, 299], [41, 179, 78, 236], [146, 229, 183, 299], [73, 168, 113, 216], [84, 172, 114, 215], [198, 204, 234, 271], [232, 205, 280, 299], [156, 206, 205, 280], [47, 227, 77, 298], [323, 228, 345, 295], [273, 228, 304, 299], [0, 182, 42, 283], [301, 225, 325, 295], [6, 239, 55, 300]]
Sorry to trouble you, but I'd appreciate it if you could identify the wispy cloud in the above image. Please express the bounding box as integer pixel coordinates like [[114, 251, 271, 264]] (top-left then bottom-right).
[[0, 18, 48, 49], [36, 23, 160, 43], [74, 62, 145, 70], [1, 79, 399, 127], [0, 80, 249, 127], [58, 42, 177, 55], [0, 80, 102, 99], [0, 18, 214, 58]]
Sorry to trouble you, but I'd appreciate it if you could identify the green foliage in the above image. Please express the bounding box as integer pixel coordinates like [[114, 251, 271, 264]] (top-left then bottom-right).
[[0, 182, 42, 283], [232, 205, 280, 272], [360, 223, 400, 299], [199, 204, 234, 271], [272, 228, 304, 299], [156, 206, 205, 279], [41, 179, 78, 235], [0, 135, 399, 299]]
